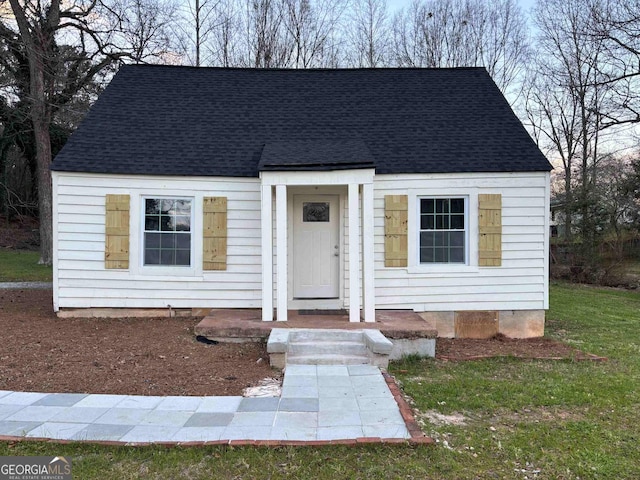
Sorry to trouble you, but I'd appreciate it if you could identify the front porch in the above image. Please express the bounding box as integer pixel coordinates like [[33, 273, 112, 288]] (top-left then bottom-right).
[[194, 309, 437, 343], [260, 161, 376, 324]]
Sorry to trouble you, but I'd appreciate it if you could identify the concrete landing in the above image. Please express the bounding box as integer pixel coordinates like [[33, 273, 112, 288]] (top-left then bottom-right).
[[194, 309, 438, 343]]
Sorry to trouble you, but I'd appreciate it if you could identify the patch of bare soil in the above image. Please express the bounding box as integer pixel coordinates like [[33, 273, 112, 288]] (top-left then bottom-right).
[[0, 289, 278, 396], [436, 334, 606, 361], [0, 216, 40, 250]]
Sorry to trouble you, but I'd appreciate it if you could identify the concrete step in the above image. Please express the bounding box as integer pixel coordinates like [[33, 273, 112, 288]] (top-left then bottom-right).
[[287, 341, 368, 356], [286, 354, 370, 365], [289, 330, 364, 343]]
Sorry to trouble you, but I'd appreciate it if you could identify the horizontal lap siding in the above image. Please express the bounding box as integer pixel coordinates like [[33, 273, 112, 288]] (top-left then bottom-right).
[[55, 173, 262, 309], [373, 173, 548, 311]]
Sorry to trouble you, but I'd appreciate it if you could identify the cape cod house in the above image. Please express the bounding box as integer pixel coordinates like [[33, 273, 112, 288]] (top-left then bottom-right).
[[51, 65, 552, 338]]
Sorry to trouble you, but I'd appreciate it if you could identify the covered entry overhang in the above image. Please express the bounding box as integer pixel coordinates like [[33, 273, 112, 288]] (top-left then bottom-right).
[[258, 140, 376, 323]]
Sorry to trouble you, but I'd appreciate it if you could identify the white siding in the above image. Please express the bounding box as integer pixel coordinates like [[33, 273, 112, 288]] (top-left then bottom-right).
[[53, 172, 262, 310], [53, 170, 549, 313], [372, 172, 549, 312]]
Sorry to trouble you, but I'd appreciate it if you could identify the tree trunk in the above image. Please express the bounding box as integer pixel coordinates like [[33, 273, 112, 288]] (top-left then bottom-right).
[[35, 121, 53, 265], [564, 167, 572, 242], [30, 57, 53, 265]]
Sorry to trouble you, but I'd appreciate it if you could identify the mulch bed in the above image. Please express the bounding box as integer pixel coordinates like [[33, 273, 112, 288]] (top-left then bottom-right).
[[436, 334, 607, 362], [0, 289, 278, 396]]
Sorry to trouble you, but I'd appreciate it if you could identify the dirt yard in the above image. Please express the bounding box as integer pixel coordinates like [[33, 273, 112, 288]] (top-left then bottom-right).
[[0, 289, 277, 396], [0, 288, 602, 397], [436, 334, 605, 361]]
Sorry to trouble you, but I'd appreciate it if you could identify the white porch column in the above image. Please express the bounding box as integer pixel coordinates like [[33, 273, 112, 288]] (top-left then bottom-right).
[[348, 182, 361, 322], [275, 184, 288, 321], [361, 182, 375, 322], [261, 185, 273, 321]]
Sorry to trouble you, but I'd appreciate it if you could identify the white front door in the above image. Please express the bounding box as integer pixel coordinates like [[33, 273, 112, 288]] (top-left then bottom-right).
[[293, 194, 340, 298]]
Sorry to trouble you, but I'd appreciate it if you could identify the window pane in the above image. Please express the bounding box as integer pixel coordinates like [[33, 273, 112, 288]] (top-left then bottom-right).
[[176, 250, 190, 266], [175, 216, 190, 231], [176, 233, 191, 249], [160, 215, 174, 231], [161, 233, 177, 249], [175, 200, 191, 215], [421, 199, 434, 214], [420, 232, 434, 248], [145, 216, 159, 231], [145, 199, 159, 214], [160, 199, 175, 214], [434, 231, 446, 247], [450, 248, 465, 263], [436, 215, 450, 230], [451, 232, 465, 247], [421, 214, 434, 230], [145, 232, 160, 248], [161, 250, 175, 265], [436, 199, 449, 213], [303, 203, 330, 222], [451, 214, 464, 229], [434, 248, 447, 262], [451, 198, 464, 213], [420, 247, 434, 263], [145, 249, 160, 265]]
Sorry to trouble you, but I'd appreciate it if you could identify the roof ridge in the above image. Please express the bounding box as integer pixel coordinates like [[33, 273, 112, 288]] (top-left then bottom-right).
[[120, 64, 488, 73]]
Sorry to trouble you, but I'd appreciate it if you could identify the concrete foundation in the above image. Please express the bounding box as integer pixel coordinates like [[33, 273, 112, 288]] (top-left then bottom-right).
[[498, 310, 546, 338], [427, 309, 545, 339], [56, 308, 193, 318]]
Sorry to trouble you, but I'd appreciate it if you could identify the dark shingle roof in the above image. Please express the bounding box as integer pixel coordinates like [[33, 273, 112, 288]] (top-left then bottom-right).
[[51, 65, 552, 176]]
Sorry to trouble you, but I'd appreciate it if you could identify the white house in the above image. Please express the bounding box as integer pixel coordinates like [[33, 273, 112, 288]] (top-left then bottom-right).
[[51, 66, 552, 338]]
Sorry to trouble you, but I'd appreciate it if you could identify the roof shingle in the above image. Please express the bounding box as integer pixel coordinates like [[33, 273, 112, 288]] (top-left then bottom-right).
[[51, 65, 552, 176]]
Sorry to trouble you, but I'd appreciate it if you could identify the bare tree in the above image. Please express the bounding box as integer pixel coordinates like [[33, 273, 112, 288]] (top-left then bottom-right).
[[3, 0, 178, 264], [207, 0, 242, 66], [242, 0, 292, 67], [589, 0, 640, 128], [174, 0, 222, 66], [525, 0, 608, 258], [282, 0, 347, 68], [347, 0, 390, 67], [391, 0, 528, 93]]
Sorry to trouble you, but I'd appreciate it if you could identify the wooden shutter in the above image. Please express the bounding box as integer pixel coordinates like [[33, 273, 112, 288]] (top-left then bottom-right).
[[203, 196, 227, 270], [384, 195, 408, 267], [478, 194, 502, 267], [105, 194, 130, 269]]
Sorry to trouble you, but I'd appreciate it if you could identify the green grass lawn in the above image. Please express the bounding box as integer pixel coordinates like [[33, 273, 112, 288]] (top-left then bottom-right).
[[0, 249, 52, 282], [1, 282, 639, 479]]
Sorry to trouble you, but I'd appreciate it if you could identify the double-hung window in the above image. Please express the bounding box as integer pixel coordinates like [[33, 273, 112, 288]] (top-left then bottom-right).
[[143, 198, 192, 266], [419, 197, 466, 264]]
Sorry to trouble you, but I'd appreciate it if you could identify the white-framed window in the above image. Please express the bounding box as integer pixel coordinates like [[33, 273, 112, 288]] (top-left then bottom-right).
[[419, 197, 467, 264], [142, 197, 193, 267]]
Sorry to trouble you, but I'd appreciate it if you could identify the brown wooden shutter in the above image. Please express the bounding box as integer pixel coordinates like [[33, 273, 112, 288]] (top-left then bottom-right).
[[478, 193, 502, 267], [384, 195, 408, 267], [105, 194, 130, 269], [203, 196, 227, 270]]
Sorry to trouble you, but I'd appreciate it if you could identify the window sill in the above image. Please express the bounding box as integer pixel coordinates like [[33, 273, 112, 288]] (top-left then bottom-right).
[[407, 264, 479, 275]]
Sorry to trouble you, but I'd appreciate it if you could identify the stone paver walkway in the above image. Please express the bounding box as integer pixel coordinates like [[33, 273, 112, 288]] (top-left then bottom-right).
[[0, 365, 410, 444]]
